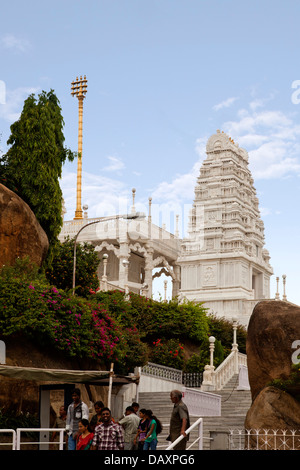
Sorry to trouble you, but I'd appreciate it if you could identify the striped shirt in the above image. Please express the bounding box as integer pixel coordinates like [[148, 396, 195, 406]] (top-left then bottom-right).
[[92, 421, 124, 450]]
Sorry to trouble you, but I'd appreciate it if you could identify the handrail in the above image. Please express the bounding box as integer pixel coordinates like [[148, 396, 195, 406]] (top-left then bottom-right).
[[165, 417, 203, 450], [0, 429, 16, 450], [213, 351, 247, 390], [16, 428, 65, 450]]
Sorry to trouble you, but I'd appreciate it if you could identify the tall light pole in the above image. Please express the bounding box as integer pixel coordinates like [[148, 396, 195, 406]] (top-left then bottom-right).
[[72, 212, 145, 295], [71, 75, 88, 220]]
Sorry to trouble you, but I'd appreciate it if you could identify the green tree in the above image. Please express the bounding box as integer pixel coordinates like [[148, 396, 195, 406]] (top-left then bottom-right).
[[45, 237, 100, 297], [0, 90, 75, 264]]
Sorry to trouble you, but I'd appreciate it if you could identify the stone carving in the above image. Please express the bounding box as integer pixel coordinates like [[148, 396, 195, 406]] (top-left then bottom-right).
[[94, 241, 121, 256], [203, 265, 216, 286], [0, 184, 48, 267]]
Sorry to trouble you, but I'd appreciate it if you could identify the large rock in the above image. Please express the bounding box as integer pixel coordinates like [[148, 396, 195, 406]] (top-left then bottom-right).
[[245, 386, 300, 449], [246, 300, 300, 401], [0, 184, 49, 267]]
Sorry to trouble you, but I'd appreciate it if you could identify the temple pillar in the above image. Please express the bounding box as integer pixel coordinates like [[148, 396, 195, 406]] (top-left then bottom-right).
[[118, 241, 130, 291], [144, 242, 154, 298], [172, 264, 181, 299]]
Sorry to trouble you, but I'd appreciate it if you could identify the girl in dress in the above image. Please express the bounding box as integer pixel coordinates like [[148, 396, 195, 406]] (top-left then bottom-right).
[[133, 409, 150, 450], [76, 419, 94, 450], [142, 410, 162, 451]]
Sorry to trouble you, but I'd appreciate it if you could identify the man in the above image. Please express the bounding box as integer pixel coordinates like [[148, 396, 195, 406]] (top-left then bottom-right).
[[131, 402, 139, 414], [119, 406, 140, 450], [51, 404, 67, 447], [66, 388, 90, 450], [91, 407, 124, 450], [169, 389, 190, 450]]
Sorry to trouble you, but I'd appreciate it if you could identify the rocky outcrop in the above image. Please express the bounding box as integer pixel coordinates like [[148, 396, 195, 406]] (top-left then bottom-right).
[[246, 300, 300, 401], [0, 184, 49, 267], [245, 386, 300, 449], [245, 300, 300, 448]]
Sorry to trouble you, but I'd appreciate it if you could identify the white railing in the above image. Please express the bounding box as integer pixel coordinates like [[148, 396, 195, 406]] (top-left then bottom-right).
[[183, 387, 221, 417], [0, 429, 16, 450], [201, 351, 247, 391], [214, 351, 247, 390], [60, 218, 180, 250], [229, 429, 300, 450], [237, 364, 250, 390], [140, 362, 183, 384], [16, 428, 65, 450], [165, 417, 203, 450]]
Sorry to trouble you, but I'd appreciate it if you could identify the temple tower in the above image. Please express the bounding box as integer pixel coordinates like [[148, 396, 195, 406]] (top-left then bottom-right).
[[177, 131, 273, 326]]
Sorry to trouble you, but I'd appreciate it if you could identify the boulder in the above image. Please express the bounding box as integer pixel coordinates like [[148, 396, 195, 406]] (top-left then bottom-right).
[[245, 386, 300, 449], [246, 300, 300, 401], [0, 184, 48, 267]]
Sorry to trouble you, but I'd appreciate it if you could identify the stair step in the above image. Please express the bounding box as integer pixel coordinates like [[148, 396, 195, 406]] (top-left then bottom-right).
[[137, 375, 252, 450]]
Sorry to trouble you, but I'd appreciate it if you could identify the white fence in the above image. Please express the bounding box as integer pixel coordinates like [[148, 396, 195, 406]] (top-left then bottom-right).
[[229, 429, 300, 450], [0, 428, 65, 450], [183, 388, 221, 417], [0, 429, 16, 450], [136, 363, 183, 394]]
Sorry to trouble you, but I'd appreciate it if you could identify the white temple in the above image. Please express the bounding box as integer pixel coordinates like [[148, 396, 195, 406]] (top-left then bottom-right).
[[59, 131, 273, 327], [177, 131, 273, 326]]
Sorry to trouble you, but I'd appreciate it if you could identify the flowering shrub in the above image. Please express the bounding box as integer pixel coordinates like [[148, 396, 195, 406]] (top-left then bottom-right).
[[0, 258, 246, 373], [94, 290, 210, 342], [149, 338, 185, 369], [0, 261, 121, 365]]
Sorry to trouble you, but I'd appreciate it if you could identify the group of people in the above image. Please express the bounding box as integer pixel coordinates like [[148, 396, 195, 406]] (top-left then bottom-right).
[[53, 388, 190, 451]]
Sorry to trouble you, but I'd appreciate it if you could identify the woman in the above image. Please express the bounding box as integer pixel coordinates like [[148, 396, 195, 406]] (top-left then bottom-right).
[[142, 410, 162, 451], [76, 419, 94, 450], [89, 400, 104, 432], [133, 409, 150, 450]]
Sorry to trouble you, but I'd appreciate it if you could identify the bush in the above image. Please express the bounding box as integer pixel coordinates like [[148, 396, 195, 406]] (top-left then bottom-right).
[[0, 259, 121, 366], [93, 291, 210, 343], [0, 258, 245, 374], [0, 408, 39, 430], [45, 237, 100, 298], [207, 314, 247, 355], [149, 338, 185, 370]]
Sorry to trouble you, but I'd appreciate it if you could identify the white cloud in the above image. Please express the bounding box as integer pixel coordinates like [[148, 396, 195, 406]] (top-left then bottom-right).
[[0, 86, 39, 125], [151, 161, 199, 205], [0, 34, 31, 53], [102, 155, 125, 172], [222, 105, 300, 180], [213, 96, 239, 111], [61, 170, 131, 220]]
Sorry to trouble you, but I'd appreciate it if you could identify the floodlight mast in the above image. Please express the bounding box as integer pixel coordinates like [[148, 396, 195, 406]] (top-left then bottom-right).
[[71, 75, 88, 220]]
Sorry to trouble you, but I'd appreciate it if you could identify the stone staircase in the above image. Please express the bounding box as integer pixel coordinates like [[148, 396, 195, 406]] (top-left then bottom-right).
[[138, 375, 252, 450]]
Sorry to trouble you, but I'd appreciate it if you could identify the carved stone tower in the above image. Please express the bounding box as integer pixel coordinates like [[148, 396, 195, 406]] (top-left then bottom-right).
[[177, 131, 273, 326]]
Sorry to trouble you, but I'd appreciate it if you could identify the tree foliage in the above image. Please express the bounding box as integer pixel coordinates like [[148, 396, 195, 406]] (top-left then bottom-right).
[[0, 258, 247, 375], [45, 237, 100, 298], [0, 90, 75, 264]]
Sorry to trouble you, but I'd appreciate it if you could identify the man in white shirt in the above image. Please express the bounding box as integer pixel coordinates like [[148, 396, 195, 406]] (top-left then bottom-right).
[[66, 388, 89, 450], [119, 406, 140, 450]]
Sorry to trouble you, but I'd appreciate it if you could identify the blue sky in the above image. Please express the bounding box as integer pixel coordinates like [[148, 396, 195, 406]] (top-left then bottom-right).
[[0, 0, 300, 305]]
